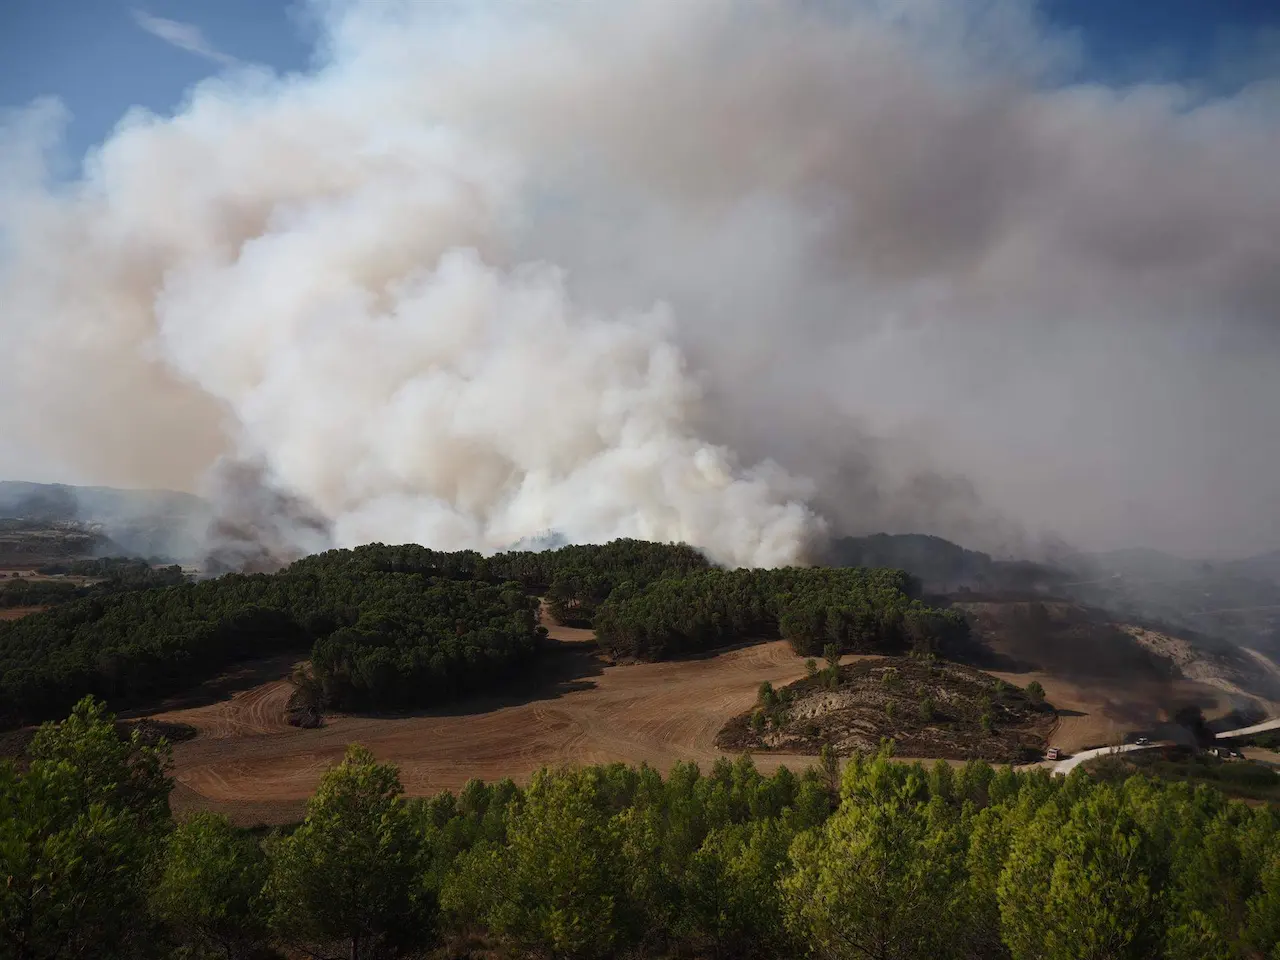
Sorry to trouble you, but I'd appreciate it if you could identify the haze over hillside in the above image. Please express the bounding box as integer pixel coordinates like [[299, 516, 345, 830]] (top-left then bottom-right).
[[0, 480, 209, 562], [1, 0, 1278, 568]]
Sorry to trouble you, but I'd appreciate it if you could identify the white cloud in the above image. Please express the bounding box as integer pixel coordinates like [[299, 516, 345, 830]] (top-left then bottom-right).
[[132, 9, 240, 67]]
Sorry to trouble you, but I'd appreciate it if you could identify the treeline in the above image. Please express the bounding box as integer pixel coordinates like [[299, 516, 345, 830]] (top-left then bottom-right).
[[0, 541, 704, 726], [36, 556, 189, 587], [0, 550, 542, 726], [594, 566, 970, 659], [292, 539, 711, 625], [0, 558, 187, 609], [0, 577, 81, 608], [7, 698, 1280, 960], [292, 539, 708, 590], [0, 538, 964, 726]]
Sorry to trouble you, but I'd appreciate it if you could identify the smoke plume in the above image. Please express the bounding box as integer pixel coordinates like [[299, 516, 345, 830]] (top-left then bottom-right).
[[1, 0, 1278, 566]]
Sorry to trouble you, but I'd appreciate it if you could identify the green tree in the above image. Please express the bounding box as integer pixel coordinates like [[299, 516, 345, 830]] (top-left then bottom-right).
[[823, 643, 841, 671], [266, 745, 429, 960], [442, 767, 622, 958], [1025, 681, 1045, 705], [682, 819, 796, 956], [0, 697, 172, 960], [758, 681, 778, 709], [784, 795, 968, 959], [999, 786, 1162, 960], [1243, 847, 1280, 958], [152, 812, 270, 959]]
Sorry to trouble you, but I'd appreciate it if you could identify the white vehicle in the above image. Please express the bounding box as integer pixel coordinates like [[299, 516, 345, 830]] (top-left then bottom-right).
[[1135, 736, 1150, 745], [1046, 747, 1062, 761]]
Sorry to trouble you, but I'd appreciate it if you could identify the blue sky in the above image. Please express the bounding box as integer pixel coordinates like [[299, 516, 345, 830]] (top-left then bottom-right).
[[0, 0, 313, 166], [1, 0, 1278, 169]]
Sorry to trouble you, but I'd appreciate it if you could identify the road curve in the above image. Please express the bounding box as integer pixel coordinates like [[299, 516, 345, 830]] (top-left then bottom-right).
[[1216, 717, 1280, 740], [1053, 717, 1280, 774], [1052, 742, 1155, 775]]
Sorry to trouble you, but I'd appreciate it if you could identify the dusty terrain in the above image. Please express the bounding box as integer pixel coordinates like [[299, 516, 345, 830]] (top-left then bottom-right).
[[954, 599, 1270, 751], [718, 656, 1054, 763], [146, 599, 1271, 824], [153, 620, 827, 825]]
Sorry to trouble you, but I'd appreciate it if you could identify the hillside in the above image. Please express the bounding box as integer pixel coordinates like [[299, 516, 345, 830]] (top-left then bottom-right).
[[826, 533, 1280, 672], [823, 533, 1066, 594], [0, 480, 211, 563], [717, 655, 1053, 763], [947, 597, 1280, 756], [1057, 547, 1280, 656]]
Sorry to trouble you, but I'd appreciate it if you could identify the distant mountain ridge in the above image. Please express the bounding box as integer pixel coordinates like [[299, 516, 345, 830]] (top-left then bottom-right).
[[823, 533, 1280, 658], [823, 533, 1068, 595], [0, 481, 210, 563]]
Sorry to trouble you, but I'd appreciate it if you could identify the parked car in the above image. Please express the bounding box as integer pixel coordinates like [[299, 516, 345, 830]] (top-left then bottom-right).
[[1046, 747, 1061, 761]]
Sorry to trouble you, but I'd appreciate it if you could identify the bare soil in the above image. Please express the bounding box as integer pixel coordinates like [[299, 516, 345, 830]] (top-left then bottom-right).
[[951, 599, 1252, 753], [141, 599, 1259, 824], [717, 656, 1054, 764], [151, 617, 828, 825]]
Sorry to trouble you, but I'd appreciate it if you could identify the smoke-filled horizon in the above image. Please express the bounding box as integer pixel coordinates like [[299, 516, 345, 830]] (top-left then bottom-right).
[[1, 0, 1278, 566]]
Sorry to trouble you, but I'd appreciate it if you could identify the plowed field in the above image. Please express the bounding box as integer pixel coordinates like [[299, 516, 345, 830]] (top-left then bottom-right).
[[153, 617, 829, 824], [149, 600, 1250, 824]]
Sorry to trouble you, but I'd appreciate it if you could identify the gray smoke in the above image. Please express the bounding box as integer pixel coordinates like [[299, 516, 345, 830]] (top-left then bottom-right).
[[199, 460, 331, 574], [1, 0, 1278, 565]]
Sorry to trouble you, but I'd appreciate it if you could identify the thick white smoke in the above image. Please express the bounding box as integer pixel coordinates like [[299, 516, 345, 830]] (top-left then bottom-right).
[[1, 0, 1278, 562]]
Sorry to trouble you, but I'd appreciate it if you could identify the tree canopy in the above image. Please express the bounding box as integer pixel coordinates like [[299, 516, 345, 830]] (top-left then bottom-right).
[[7, 698, 1280, 959]]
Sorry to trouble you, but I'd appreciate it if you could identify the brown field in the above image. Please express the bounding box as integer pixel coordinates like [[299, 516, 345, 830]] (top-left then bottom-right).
[[153, 623, 836, 825], [145, 601, 1262, 825]]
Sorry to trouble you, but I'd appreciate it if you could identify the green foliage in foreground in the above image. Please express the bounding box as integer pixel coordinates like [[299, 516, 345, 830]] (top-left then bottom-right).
[[8, 698, 1280, 959]]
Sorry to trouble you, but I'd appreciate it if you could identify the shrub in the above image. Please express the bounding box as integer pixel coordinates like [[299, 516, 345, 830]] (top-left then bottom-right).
[[759, 682, 779, 709]]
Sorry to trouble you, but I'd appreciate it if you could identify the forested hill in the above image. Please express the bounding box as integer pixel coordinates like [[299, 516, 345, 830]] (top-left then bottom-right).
[[0, 539, 956, 728], [595, 567, 969, 660], [0, 540, 710, 725], [0, 557, 188, 609], [824, 533, 1067, 595]]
